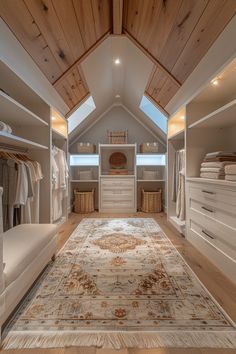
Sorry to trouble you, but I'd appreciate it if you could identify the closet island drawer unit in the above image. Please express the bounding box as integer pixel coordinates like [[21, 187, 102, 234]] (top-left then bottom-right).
[[100, 177, 136, 212], [186, 180, 236, 283]]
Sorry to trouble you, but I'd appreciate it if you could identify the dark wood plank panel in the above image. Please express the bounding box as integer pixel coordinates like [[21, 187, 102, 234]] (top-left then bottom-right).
[[0, 0, 63, 82], [144, 0, 182, 59], [24, 0, 76, 71], [52, 0, 85, 60], [155, 78, 179, 107], [113, 0, 123, 34], [172, 0, 236, 83], [92, 0, 112, 38], [146, 67, 168, 99], [72, 0, 98, 50], [54, 65, 89, 110], [158, 0, 209, 73]]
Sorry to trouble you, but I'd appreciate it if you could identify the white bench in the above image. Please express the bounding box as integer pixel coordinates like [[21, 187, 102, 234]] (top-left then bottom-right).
[[0, 188, 58, 330]]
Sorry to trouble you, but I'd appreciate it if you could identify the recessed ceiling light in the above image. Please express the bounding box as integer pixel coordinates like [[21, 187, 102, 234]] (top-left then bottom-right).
[[114, 58, 121, 65], [180, 115, 185, 120], [115, 94, 121, 98], [52, 116, 56, 120], [211, 79, 219, 86]]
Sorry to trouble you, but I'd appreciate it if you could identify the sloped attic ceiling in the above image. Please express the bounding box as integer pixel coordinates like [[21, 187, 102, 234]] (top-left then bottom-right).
[[1, 0, 235, 116], [69, 35, 167, 146]]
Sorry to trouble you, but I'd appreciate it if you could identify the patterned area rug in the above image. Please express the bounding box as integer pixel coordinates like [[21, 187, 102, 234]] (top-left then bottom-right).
[[3, 218, 236, 349]]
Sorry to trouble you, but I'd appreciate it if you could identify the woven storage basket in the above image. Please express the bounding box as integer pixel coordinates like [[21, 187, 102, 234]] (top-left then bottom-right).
[[107, 130, 128, 144], [140, 142, 159, 153], [76, 143, 96, 154], [74, 189, 94, 213], [141, 189, 162, 213]]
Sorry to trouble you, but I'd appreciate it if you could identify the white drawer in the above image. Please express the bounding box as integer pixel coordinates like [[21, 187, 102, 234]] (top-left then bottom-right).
[[190, 198, 236, 229], [187, 228, 236, 283], [189, 182, 236, 208], [101, 186, 134, 196], [101, 200, 134, 208], [101, 178, 135, 188], [189, 208, 236, 258]]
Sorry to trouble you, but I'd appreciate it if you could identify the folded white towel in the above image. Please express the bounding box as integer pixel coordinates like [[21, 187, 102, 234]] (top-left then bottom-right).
[[225, 165, 236, 175], [201, 161, 236, 168], [0, 121, 12, 134], [206, 151, 236, 158], [200, 167, 224, 173], [200, 172, 224, 179], [225, 174, 236, 181]]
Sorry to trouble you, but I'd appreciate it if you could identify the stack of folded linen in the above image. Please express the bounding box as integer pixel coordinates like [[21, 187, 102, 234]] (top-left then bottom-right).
[[200, 152, 236, 179], [225, 164, 236, 182], [0, 121, 12, 134]]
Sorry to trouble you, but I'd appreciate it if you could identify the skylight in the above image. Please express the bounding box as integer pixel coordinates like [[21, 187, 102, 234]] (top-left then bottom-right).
[[68, 96, 96, 133], [139, 95, 167, 133]]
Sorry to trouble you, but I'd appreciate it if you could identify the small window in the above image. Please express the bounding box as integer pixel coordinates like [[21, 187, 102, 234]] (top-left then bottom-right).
[[139, 95, 167, 133], [68, 96, 96, 133]]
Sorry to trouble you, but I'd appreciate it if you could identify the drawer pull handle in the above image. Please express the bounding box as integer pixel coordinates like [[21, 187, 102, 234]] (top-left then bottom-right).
[[202, 229, 214, 240], [201, 206, 214, 213], [202, 190, 215, 195]]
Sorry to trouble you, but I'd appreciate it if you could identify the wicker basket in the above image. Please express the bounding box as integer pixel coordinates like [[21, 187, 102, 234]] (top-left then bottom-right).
[[74, 189, 95, 213], [76, 143, 96, 154], [107, 130, 128, 144], [141, 189, 162, 213], [140, 142, 159, 153]]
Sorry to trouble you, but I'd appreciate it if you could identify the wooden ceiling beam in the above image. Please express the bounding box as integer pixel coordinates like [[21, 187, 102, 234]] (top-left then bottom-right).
[[113, 0, 123, 35], [53, 30, 111, 87], [124, 30, 181, 88]]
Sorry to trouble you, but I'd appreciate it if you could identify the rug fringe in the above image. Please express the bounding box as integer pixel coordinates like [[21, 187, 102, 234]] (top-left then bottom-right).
[[2, 330, 236, 350]]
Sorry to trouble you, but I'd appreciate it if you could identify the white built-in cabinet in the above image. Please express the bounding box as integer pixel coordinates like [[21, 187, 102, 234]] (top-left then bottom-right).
[[69, 145, 166, 213], [99, 144, 137, 213], [0, 60, 68, 225], [167, 57, 236, 283]]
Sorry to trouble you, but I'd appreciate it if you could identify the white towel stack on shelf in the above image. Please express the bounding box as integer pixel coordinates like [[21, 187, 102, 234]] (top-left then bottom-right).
[[225, 164, 236, 181], [0, 121, 12, 134], [200, 152, 236, 180]]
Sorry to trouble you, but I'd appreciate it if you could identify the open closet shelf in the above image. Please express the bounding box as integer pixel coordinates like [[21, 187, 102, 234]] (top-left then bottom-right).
[[52, 128, 67, 141], [168, 130, 184, 141], [0, 131, 48, 150], [71, 180, 98, 183], [0, 90, 48, 127], [187, 177, 236, 187], [137, 179, 165, 182], [188, 99, 236, 129], [100, 174, 135, 178]]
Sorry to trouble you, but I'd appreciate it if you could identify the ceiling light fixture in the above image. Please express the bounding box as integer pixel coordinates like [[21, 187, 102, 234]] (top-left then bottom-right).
[[52, 116, 56, 120], [180, 115, 185, 120], [211, 79, 219, 86], [114, 58, 121, 65]]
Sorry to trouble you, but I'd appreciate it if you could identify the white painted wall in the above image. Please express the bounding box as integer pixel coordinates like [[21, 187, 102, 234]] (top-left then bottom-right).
[[70, 105, 166, 153], [0, 18, 68, 116]]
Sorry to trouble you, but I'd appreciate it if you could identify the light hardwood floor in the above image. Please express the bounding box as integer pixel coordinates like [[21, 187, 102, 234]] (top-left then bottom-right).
[[1, 212, 236, 354]]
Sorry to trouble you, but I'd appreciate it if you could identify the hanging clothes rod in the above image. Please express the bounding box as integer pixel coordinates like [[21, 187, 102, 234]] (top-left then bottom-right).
[[0, 143, 28, 154]]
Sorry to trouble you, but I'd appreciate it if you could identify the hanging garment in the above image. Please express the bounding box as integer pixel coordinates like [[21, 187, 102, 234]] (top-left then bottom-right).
[[172, 149, 185, 203], [51, 146, 68, 222], [176, 168, 186, 221], [0, 152, 43, 230]]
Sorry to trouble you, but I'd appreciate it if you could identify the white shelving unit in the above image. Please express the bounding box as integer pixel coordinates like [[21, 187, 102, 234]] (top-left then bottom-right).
[[51, 108, 69, 224], [184, 57, 236, 283], [99, 144, 137, 213], [0, 131, 48, 150], [167, 107, 186, 235], [0, 59, 52, 223]]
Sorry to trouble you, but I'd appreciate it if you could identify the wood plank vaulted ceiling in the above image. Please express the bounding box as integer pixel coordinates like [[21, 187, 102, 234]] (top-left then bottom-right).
[[1, 0, 236, 116]]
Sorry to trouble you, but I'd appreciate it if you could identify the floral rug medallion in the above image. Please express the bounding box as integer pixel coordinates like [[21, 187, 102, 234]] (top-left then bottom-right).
[[3, 218, 236, 349]]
